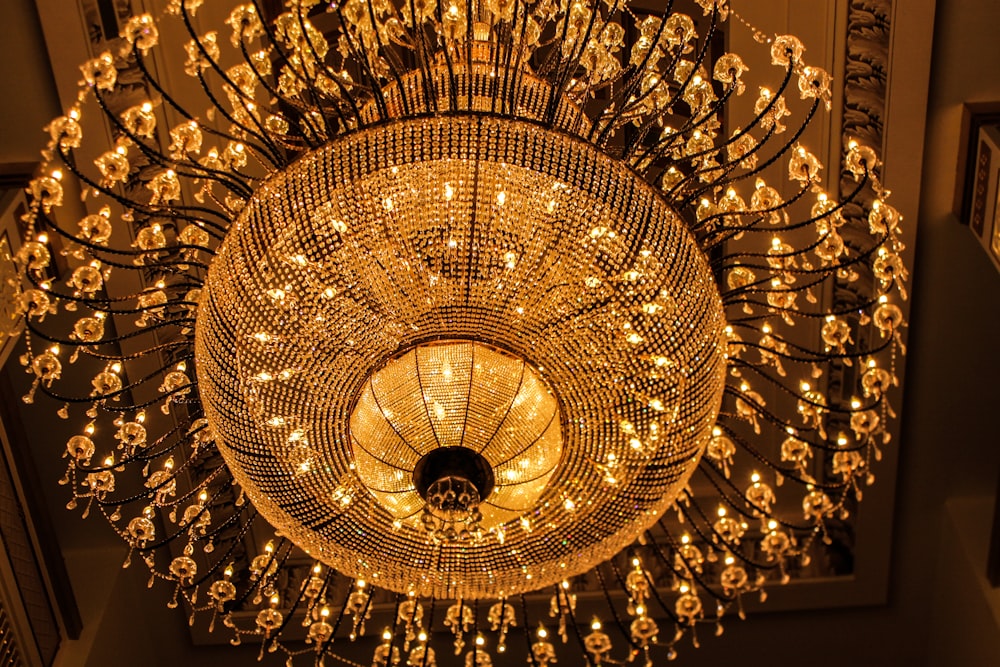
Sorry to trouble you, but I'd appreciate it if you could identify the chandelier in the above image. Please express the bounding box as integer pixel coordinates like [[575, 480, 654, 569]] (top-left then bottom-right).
[[15, 0, 908, 664]]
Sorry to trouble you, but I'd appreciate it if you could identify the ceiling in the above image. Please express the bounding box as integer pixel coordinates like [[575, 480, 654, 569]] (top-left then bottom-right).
[[0, 0, 997, 665]]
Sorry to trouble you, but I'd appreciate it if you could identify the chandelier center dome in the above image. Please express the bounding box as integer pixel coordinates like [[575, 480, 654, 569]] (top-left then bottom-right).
[[351, 340, 562, 542]]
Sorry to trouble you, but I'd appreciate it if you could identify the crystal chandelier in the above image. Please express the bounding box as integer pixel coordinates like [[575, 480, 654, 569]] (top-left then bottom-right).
[[15, 0, 909, 664]]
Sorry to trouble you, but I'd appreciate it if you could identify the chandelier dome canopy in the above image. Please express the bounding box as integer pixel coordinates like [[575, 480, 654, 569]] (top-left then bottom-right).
[[196, 113, 727, 599]]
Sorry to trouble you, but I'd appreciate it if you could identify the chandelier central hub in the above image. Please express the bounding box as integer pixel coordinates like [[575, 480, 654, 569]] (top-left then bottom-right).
[[414, 447, 494, 542], [349, 340, 560, 543]]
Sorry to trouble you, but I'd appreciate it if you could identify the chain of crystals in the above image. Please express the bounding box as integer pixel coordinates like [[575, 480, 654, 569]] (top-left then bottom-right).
[[10, 0, 909, 663]]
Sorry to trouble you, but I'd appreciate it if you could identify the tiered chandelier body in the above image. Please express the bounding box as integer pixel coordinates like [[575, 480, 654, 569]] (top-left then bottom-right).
[[15, 0, 908, 664]]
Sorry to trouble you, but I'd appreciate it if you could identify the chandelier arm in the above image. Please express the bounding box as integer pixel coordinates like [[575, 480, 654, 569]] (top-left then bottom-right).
[[266, 563, 316, 649], [87, 87, 256, 205], [25, 224, 211, 279], [568, 70, 603, 138], [605, 557, 673, 632], [664, 512, 778, 584], [642, 524, 734, 605], [471, 598, 481, 665], [624, 539, 701, 624], [74, 425, 200, 481], [126, 39, 282, 176], [247, 1, 360, 137], [539, 3, 577, 122], [395, 592, 424, 663], [690, 463, 827, 535], [406, 1, 441, 118], [314, 575, 356, 658], [21, 315, 193, 355], [331, 4, 391, 124], [587, 0, 677, 146], [52, 141, 234, 230], [291, 5, 343, 141], [191, 67, 284, 174], [530, 0, 581, 76], [24, 227, 189, 287], [723, 288, 892, 324], [412, 591, 427, 642], [233, 537, 291, 611], [544, 0, 605, 128], [178, 8, 289, 161], [31, 222, 213, 276], [678, 97, 815, 214], [491, 17, 514, 117], [504, 8, 534, 120], [673, 495, 791, 576], [60, 239, 214, 270], [34, 360, 193, 407], [676, 97, 818, 217], [126, 476, 237, 553], [718, 385, 830, 441], [591, 0, 682, 148], [70, 317, 195, 350], [463, 0, 476, 110], [519, 594, 542, 667], [703, 445, 843, 522], [733, 278, 829, 308], [353, 584, 378, 644], [235, 38, 333, 148], [645, 56, 794, 176], [629, 2, 721, 152], [714, 444, 856, 503], [702, 166, 869, 251], [627, 73, 741, 167], [497, 15, 528, 116], [627, 78, 737, 170], [74, 418, 197, 474], [709, 417, 832, 479], [364, 1, 421, 121], [723, 286, 886, 322], [729, 335, 895, 369], [420, 0, 456, 113], [715, 235, 889, 299], [146, 466, 228, 516], [724, 420, 874, 472], [556, 584, 598, 667], [419, 597, 435, 666], [93, 486, 232, 555], [717, 388, 809, 438]]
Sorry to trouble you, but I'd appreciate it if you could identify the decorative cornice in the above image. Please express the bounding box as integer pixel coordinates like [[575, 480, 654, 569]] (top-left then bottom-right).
[[840, 0, 893, 157]]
